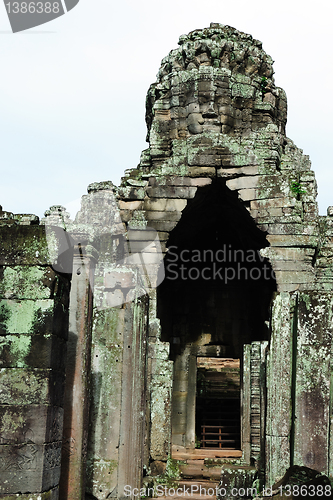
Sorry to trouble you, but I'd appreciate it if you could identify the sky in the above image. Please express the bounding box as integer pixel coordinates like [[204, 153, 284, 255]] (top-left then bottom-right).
[[0, 0, 332, 218]]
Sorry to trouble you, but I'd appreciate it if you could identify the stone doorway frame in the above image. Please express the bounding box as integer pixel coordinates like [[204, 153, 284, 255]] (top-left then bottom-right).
[[171, 342, 267, 464], [196, 356, 241, 451], [242, 342, 268, 467], [172, 345, 244, 458]]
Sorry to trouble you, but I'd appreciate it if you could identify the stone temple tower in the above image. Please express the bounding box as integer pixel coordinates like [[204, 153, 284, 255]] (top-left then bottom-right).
[[1, 23, 333, 500]]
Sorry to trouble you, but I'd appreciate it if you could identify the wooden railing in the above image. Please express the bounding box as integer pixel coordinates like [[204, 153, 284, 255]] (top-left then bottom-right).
[[201, 425, 239, 449]]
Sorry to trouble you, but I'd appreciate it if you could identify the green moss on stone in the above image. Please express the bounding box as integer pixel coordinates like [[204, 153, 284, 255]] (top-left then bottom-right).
[[86, 458, 118, 499], [0, 266, 54, 300], [0, 335, 32, 368], [0, 226, 50, 265], [154, 457, 185, 487], [0, 368, 52, 405], [0, 300, 54, 335], [93, 308, 123, 345], [0, 301, 10, 334]]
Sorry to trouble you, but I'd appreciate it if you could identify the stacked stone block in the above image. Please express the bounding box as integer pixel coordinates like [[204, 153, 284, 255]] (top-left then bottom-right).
[[49, 184, 153, 499], [1, 22, 333, 498], [118, 23, 324, 299], [0, 213, 70, 498], [114, 22, 333, 487]]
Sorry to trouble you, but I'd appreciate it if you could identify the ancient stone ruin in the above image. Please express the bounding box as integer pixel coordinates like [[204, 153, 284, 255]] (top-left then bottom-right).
[[1, 22, 333, 500]]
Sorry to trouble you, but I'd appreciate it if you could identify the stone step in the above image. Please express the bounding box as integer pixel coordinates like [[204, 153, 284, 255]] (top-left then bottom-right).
[[180, 464, 222, 480], [179, 464, 205, 478], [172, 446, 242, 460]]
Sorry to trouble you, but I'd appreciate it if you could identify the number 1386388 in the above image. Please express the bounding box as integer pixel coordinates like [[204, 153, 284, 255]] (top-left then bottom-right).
[[5, 2, 60, 13]]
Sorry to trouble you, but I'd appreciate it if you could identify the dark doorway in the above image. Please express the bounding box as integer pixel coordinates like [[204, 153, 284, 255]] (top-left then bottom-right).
[[196, 357, 240, 450], [157, 179, 276, 454]]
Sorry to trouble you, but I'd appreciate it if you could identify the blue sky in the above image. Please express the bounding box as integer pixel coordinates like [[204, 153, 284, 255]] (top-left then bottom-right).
[[0, 0, 332, 218]]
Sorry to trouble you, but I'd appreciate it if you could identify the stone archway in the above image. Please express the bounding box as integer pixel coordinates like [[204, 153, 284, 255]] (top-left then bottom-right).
[[157, 179, 276, 460]]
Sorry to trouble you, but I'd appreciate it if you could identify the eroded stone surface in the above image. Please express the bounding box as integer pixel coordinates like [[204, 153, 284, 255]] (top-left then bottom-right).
[[1, 22, 333, 500]]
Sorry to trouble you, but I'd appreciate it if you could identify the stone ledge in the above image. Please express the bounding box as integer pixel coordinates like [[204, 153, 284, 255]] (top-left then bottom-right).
[[266, 234, 318, 247], [145, 211, 182, 222]]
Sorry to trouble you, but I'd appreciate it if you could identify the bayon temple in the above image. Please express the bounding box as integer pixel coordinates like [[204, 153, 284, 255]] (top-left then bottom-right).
[[1, 22, 333, 500]]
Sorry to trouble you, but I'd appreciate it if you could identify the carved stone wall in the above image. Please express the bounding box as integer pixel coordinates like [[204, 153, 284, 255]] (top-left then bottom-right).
[[1, 22, 333, 500], [0, 213, 70, 498], [117, 22, 333, 488]]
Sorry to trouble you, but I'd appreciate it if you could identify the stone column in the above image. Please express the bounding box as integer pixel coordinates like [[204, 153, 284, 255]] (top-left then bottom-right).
[[59, 244, 97, 499], [147, 289, 173, 462], [86, 266, 150, 499], [117, 292, 150, 500], [242, 344, 251, 464], [242, 342, 267, 473], [266, 292, 294, 487], [170, 348, 188, 449], [185, 353, 196, 449], [294, 292, 333, 474], [250, 341, 268, 476]]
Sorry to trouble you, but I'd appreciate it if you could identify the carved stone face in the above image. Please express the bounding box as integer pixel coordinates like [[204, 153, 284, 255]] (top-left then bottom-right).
[[148, 65, 284, 146], [144, 24, 287, 169], [187, 80, 220, 134], [185, 75, 232, 135]]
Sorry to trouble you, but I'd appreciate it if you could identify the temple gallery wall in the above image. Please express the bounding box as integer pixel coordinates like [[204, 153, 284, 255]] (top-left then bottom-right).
[[1, 22, 333, 500]]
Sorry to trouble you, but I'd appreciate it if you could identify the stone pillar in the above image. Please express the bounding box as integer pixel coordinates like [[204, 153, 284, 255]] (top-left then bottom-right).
[[85, 305, 125, 499], [294, 292, 333, 474], [59, 244, 96, 499], [117, 292, 149, 500], [0, 225, 70, 498], [146, 286, 173, 463], [148, 339, 173, 461], [242, 341, 267, 474], [242, 345, 251, 465], [84, 252, 152, 498], [185, 353, 196, 449], [250, 341, 268, 476], [171, 349, 189, 448], [266, 292, 294, 486]]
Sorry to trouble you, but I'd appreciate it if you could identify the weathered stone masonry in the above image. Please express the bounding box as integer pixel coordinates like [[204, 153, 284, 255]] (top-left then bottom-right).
[[0, 221, 70, 498], [1, 22, 333, 499]]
